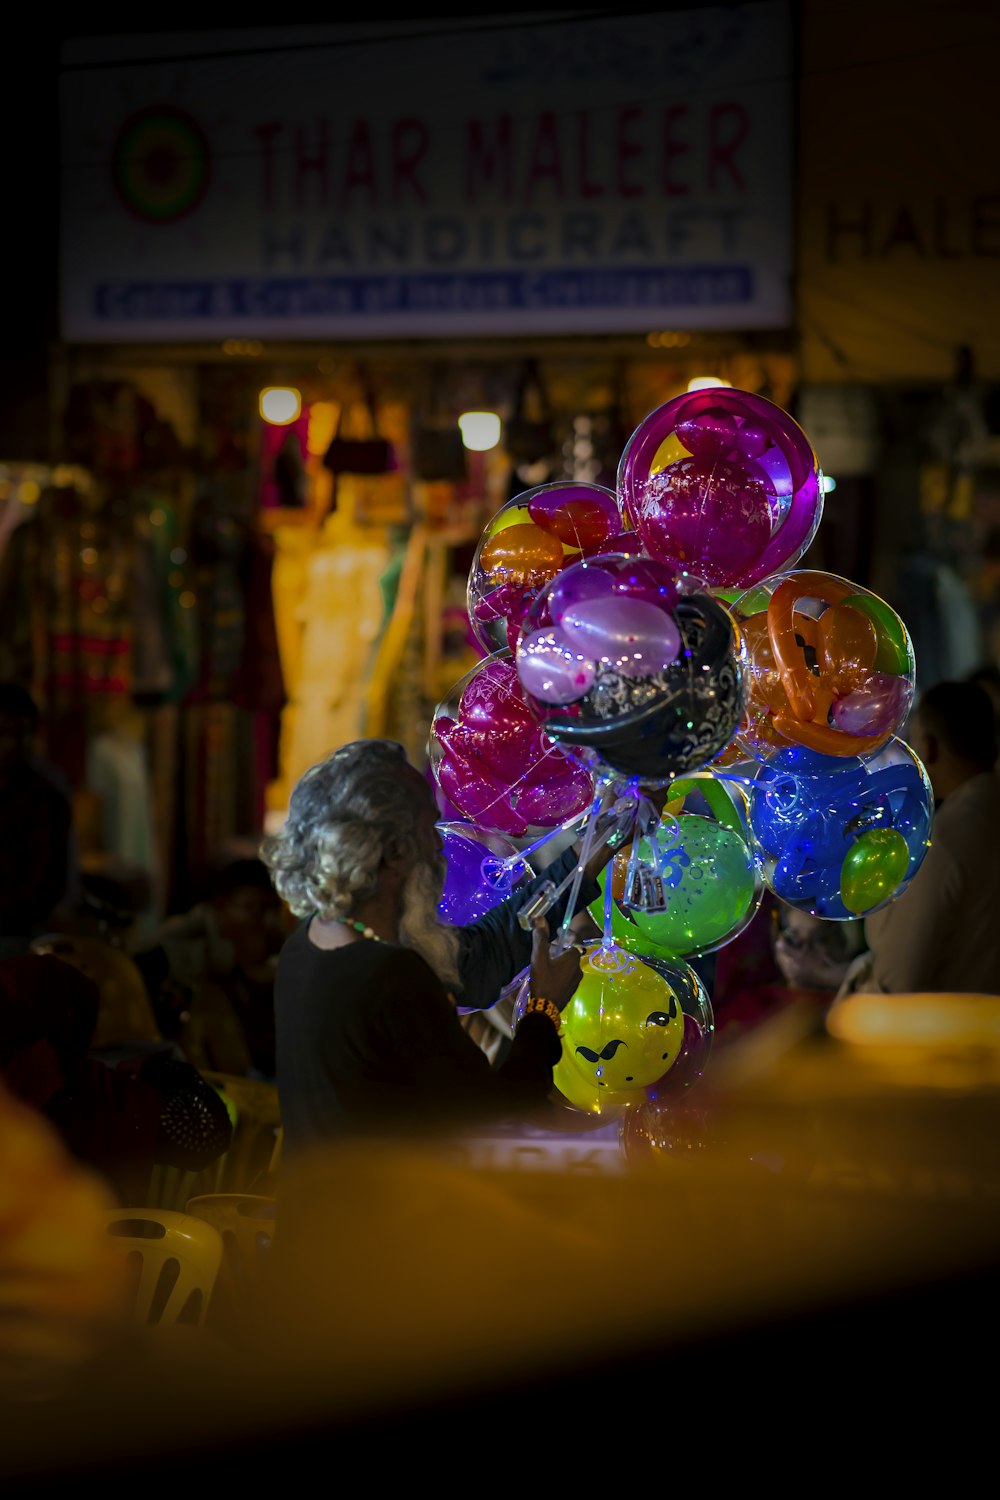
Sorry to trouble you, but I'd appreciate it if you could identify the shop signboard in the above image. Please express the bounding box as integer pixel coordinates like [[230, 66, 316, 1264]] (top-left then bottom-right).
[[59, 6, 792, 342]]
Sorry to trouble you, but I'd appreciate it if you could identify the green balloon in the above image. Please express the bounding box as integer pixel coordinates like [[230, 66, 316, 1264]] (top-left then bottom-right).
[[590, 814, 758, 959], [840, 828, 910, 914]]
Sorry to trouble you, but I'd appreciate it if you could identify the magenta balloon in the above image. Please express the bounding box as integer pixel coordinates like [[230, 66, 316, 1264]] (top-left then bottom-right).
[[472, 580, 531, 626], [675, 408, 738, 459], [526, 482, 620, 552], [474, 720, 549, 782], [729, 419, 770, 460], [432, 715, 478, 763], [559, 593, 682, 677], [618, 388, 823, 589], [547, 560, 617, 625], [459, 658, 534, 733], [832, 673, 914, 737], [436, 753, 528, 837], [517, 627, 597, 706], [633, 456, 774, 587], [609, 556, 680, 612], [516, 763, 594, 825]]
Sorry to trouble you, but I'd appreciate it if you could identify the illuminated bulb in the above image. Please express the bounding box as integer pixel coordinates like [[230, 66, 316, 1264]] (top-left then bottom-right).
[[820, 474, 837, 494], [458, 411, 501, 451], [686, 376, 732, 392], [260, 387, 302, 425]]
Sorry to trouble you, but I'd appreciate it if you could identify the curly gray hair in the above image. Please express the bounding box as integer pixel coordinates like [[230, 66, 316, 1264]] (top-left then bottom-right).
[[259, 739, 430, 920]]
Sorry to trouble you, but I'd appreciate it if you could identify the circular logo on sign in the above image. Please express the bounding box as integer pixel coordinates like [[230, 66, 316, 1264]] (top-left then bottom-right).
[[111, 105, 212, 224]]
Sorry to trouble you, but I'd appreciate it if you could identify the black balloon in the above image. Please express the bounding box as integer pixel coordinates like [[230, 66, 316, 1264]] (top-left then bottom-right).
[[538, 592, 743, 785]]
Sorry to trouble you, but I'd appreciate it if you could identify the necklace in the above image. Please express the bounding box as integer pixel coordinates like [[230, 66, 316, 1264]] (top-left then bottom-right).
[[345, 919, 382, 942]]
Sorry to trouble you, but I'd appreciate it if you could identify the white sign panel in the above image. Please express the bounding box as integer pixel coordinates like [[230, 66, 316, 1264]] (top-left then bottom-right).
[[60, 8, 792, 341]]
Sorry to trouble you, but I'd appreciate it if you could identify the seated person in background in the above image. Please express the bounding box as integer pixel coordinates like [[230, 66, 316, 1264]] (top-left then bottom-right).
[[0, 953, 233, 1204], [134, 857, 284, 1080], [0, 682, 75, 960], [842, 679, 1000, 996], [714, 899, 865, 1045]]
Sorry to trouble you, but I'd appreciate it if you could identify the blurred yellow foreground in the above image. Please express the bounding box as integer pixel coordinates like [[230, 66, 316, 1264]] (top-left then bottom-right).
[[3, 991, 999, 1484]]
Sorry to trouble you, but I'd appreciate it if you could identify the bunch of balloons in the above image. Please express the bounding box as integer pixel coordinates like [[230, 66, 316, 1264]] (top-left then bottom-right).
[[430, 385, 933, 1122]]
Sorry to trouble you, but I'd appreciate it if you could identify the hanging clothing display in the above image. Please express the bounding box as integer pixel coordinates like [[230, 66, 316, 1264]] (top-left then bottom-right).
[[269, 513, 389, 810]]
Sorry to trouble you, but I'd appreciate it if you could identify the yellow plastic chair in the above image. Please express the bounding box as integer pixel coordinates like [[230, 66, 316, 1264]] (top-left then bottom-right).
[[201, 1073, 283, 1193], [105, 1208, 224, 1328], [31, 932, 161, 1047], [185, 1194, 277, 1340], [145, 1083, 239, 1212]]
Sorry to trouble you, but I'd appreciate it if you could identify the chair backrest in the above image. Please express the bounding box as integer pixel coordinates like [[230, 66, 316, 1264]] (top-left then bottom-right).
[[202, 1073, 282, 1193], [145, 1084, 239, 1212], [185, 1194, 277, 1339], [31, 932, 161, 1047], [105, 1208, 224, 1327]]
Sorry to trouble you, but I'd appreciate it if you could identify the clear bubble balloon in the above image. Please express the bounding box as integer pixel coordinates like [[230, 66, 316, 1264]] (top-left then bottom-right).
[[618, 388, 823, 589], [437, 822, 531, 926], [744, 736, 933, 919], [589, 774, 762, 959], [730, 569, 916, 766], [428, 651, 596, 838], [512, 941, 713, 1118]]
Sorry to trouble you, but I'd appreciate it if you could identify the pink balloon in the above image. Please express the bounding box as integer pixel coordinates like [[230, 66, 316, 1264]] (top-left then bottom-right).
[[633, 456, 774, 587], [832, 673, 913, 737], [559, 594, 682, 678], [517, 627, 597, 706], [547, 560, 617, 626]]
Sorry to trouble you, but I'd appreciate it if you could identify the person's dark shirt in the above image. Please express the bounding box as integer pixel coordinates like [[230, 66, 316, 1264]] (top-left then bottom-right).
[[0, 762, 72, 939], [275, 847, 599, 1149]]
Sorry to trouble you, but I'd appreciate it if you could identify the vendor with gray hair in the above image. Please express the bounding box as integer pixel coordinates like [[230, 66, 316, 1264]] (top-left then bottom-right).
[[261, 738, 628, 1149]]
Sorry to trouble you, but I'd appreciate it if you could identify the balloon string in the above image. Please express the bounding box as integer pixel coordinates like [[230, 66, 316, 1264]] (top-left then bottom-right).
[[554, 789, 611, 945], [602, 849, 615, 947]]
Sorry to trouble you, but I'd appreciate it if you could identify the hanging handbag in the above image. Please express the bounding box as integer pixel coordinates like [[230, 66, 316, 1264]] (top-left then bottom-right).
[[412, 363, 468, 482], [322, 366, 396, 478], [506, 358, 556, 465]]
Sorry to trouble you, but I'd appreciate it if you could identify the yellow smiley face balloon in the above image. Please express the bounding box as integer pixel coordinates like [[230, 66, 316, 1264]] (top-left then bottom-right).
[[558, 944, 687, 1104]]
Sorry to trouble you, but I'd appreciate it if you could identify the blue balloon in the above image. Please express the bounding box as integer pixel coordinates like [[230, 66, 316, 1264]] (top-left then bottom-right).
[[745, 738, 933, 918]]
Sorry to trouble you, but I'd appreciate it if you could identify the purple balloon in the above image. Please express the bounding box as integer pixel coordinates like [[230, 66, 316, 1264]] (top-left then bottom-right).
[[559, 594, 682, 678], [609, 556, 680, 612], [438, 822, 525, 926], [547, 559, 617, 625], [832, 672, 913, 737], [517, 626, 597, 706], [729, 419, 770, 460]]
